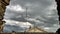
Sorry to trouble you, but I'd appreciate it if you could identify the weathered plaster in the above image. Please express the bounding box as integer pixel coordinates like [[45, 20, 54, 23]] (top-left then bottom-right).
[[0, 0, 10, 32]]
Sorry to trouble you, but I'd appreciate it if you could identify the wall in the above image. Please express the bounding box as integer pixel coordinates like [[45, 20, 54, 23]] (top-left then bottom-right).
[[0, 32, 55, 34], [55, 0, 60, 24], [0, 0, 10, 32]]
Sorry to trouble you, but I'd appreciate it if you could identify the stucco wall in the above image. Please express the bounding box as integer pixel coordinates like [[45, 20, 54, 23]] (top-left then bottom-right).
[[0, 0, 10, 32]]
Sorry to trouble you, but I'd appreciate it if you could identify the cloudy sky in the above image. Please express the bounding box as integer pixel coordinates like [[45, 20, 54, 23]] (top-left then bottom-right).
[[3, 0, 60, 32]]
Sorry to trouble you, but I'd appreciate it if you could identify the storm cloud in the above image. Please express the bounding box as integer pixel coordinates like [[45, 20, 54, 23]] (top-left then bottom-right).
[[3, 0, 59, 32]]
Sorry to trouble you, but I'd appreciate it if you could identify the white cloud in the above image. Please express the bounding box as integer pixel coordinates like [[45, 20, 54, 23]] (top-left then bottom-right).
[[3, 19, 33, 32], [7, 5, 25, 12], [44, 27, 50, 29], [4, 19, 33, 28]]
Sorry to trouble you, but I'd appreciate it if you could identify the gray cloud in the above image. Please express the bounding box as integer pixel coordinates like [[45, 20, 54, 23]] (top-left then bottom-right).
[[4, 0, 59, 32]]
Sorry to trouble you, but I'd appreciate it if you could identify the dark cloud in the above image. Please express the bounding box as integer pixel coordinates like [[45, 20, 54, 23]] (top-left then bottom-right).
[[4, 0, 59, 32]]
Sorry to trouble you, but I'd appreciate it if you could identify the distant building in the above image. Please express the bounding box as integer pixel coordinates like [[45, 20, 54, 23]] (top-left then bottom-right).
[[25, 26, 47, 32]]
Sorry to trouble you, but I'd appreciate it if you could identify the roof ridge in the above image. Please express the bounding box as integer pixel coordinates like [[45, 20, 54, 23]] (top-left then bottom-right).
[[25, 26, 47, 32]]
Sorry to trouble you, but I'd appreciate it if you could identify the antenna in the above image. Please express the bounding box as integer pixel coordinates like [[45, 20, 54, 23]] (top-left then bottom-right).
[[24, 7, 28, 32], [24, 7, 32, 32], [26, 7, 28, 19]]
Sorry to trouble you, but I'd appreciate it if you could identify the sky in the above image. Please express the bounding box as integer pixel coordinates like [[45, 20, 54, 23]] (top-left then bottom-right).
[[3, 0, 60, 32]]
